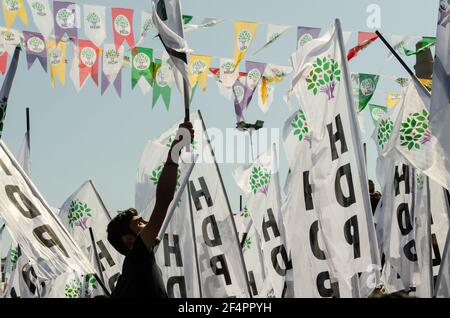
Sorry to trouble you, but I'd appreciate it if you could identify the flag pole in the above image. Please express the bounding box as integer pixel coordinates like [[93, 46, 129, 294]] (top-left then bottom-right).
[[197, 109, 254, 298], [375, 30, 431, 97], [26, 107, 30, 152], [88, 227, 111, 297]]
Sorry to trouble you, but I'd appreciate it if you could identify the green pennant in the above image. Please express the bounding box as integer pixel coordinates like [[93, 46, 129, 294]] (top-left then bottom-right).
[[358, 73, 379, 112], [403, 37, 436, 56], [182, 15, 193, 25], [132, 47, 153, 89], [368, 104, 388, 125], [152, 59, 171, 110]]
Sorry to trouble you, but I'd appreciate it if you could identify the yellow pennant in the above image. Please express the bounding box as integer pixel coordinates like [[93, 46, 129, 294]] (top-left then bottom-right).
[[233, 21, 258, 70], [47, 40, 66, 88], [188, 54, 212, 91], [386, 92, 402, 108], [2, 0, 28, 29]]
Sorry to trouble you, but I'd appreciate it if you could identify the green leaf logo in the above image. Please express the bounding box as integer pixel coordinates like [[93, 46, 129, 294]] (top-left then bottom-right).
[[237, 30, 252, 51], [240, 206, 249, 218], [5, 0, 19, 11], [114, 15, 130, 36], [86, 12, 101, 29], [360, 78, 375, 96], [67, 199, 92, 230], [80, 47, 97, 67], [377, 119, 394, 150], [243, 237, 252, 250], [233, 84, 245, 103], [191, 60, 207, 76], [305, 56, 341, 100], [246, 68, 261, 89], [249, 165, 272, 195], [133, 53, 150, 71], [399, 109, 432, 151], [27, 36, 45, 53], [10, 246, 20, 267], [84, 273, 98, 298], [298, 33, 313, 48], [291, 110, 310, 142], [31, 1, 46, 16], [416, 172, 424, 190], [267, 290, 276, 298], [64, 279, 82, 298], [49, 47, 62, 65], [56, 8, 75, 29]]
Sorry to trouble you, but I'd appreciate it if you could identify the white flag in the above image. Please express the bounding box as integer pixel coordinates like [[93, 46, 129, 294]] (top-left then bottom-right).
[[253, 24, 290, 55], [0, 28, 23, 55], [27, 0, 54, 37], [58, 180, 124, 294], [17, 132, 30, 177], [257, 83, 275, 113], [135, 11, 154, 47], [0, 140, 95, 280], [83, 5, 106, 47], [233, 145, 290, 297], [219, 58, 238, 88], [288, 21, 380, 295], [102, 44, 124, 89]]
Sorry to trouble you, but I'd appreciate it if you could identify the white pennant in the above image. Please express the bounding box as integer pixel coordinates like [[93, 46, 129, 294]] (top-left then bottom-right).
[[27, 0, 53, 37], [102, 44, 124, 88], [83, 5, 106, 47], [135, 11, 154, 47]]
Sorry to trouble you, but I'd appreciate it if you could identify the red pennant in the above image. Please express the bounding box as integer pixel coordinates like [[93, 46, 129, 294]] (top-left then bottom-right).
[[78, 39, 99, 87], [0, 52, 8, 75], [347, 32, 378, 61], [112, 8, 136, 52]]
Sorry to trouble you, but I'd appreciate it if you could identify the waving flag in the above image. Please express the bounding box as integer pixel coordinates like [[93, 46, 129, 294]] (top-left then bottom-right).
[[347, 32, 378, 61]]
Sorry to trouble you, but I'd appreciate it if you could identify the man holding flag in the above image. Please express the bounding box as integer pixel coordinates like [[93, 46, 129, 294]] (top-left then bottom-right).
[[107, 122, 194, 298]]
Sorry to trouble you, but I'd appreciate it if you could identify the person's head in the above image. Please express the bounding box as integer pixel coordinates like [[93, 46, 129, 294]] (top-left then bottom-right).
[[107, 208, 147, 255], [368, 180, 375, 194]]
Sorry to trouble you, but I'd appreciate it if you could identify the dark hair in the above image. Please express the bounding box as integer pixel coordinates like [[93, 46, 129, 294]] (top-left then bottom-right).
[[107, 208, 138, 255]]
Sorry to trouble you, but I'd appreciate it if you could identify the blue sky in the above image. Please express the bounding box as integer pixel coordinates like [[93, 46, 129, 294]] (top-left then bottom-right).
[[0, 0, 439, 224]]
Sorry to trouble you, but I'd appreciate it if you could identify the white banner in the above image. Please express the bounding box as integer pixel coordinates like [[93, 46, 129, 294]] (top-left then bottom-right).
[[102, 43, 124, 89], [83, 5, 106, 47], [135, 11, 154, 47], [17, 132, 30, 177], [27, 0, 53, 37]]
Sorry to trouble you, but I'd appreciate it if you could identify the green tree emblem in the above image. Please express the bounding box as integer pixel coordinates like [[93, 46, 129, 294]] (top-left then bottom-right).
[[31, 1, 46, 16], [249, 166, 272, 195], [142, 19, 153, 35], [191, 60, 206, 75], [233, 85, 245, 103], [57, 8, 75, 29], [133, 53, 150, 71], [64, 279, 82, 298], [291, 110, 310, 142], [84, 274, 98, 298], [27, 37, 45, 53], [221, 61, 234, 75], [2, 31, 16, 42], [115, 15, 130, 36], [360, 78, 375, 96], [237, 30, 252, 51], [5, 0, 19, 11], [86, 12, 101, 29], [105, 49, 119, 65], [416, 172, 424, 191], [395, 78, 410, 87], [67, 200, 92, 230], [298, 33, 313, 47], [399, 109, 432, 151], [306, 56, 341, 100], [377, 119, 394, 150], [156, 65, 169, 87], [246, 69, 261, 89], [240, 206, 249, 218], [10, 246, 20, 267], [243, 237, 252, 250], [80, 47, 96, 67], [49, 47, 62, 65]]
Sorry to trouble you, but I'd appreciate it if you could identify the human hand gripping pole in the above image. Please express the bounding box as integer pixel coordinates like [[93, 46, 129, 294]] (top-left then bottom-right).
[[139, 121, 194, 253]]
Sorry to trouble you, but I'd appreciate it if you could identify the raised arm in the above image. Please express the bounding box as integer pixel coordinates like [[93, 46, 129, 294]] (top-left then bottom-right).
[[139, 122, 194, 252]]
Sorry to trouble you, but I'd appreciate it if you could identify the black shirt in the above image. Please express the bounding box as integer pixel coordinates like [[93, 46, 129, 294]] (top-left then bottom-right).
[[111, 235, 168, 298]]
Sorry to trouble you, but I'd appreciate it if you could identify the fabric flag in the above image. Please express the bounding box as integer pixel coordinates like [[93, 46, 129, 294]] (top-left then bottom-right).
[[23, 31, 46, 71], [233, 145, 291, 297], [183, 17, 224, 33], [17, 131, 30, 176], [152, 0, 191, 98], [387, 34, 415, 58], [135, 11, 153, 47], [0, 27, 22, 55], [47, 39, 66, 88], [78, 39, 99, 87], [2, 0, 28, 29], [232, 77, 247, 122], [131, 47, 153, 94], [188, 54, 211, 91], [58, 180, 124, 294], [347, 32, 378, 61], [233, 20, 258, 70], [396, 77, 410, 88], [111, 8, 135, 51], [0, 140, 96, 281], [368, 104, 387, 125], [152, 58, 172, 109], [297, 26, 321, 49], [219, 57, 238, 88], [253, 24, 290, 55], [45, 269, 99, 298], [234, 209, 268, 297], [83, 5, 106, 47], [243, 61, 266, 109], [257, 82, 275, 113], [288, 22, 381, 295], [0, 46, 19, 138], [53, 1, 79, 44], [282, 109, 345, 297], [27, 0, 53, 37], [386, 92, 402, 108], [358, 73, 379, 112], [403, 37, 436, 56], [101, 43, 123, 97]]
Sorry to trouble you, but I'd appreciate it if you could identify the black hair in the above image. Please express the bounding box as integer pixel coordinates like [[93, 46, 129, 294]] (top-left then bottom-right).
[[107, 208, 138, 256]]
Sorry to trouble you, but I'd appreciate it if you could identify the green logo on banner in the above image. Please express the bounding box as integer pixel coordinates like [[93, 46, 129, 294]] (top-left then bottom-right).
[[31, 1, 46, 16], [80, 47, 96, 67], [10, 246, 20, 267], [191, 60, 206, 75], [377, 119, 393, 150], [400, 109, 431, 151], [27, 36, 45, 53], [243, 237, 252, 250], [240, 206, 249, 218], [237, 30, 252, 51], [5, 0, 19, 11], [306, 56, 341, 100], [249, 166, 271, 195], [291, 110, 309, 142], [68, 200, 92, 230], [56, 8, 75, 29], [64, 279, 82, 298], [86, 12, 101, 29], [114, 15, 130, 36]]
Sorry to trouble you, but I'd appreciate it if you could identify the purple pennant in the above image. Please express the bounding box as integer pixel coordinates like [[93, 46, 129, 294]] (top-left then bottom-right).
[[53, 1, 79, 44], [243, 61, 267, 109], [232, 78, 248, 122], [101, 69, 122, 98], [23, 31, 47, 72], [297, 26, 321, 48]]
